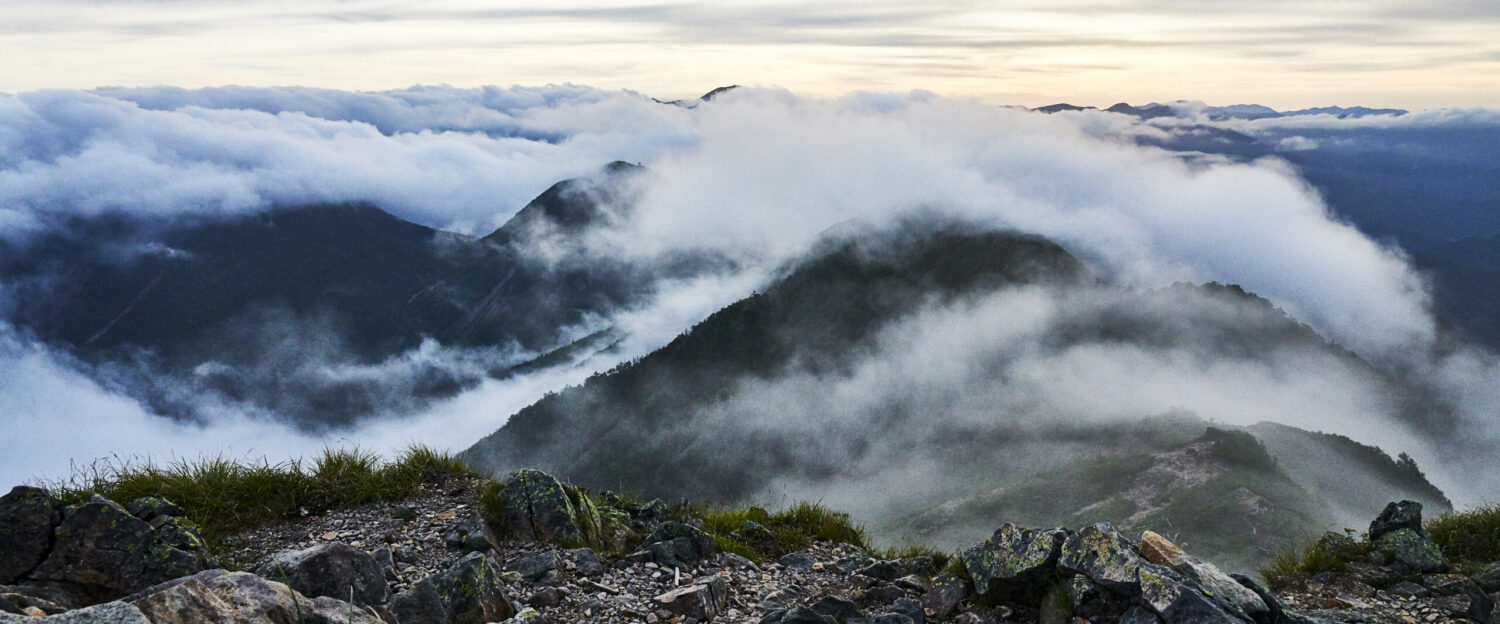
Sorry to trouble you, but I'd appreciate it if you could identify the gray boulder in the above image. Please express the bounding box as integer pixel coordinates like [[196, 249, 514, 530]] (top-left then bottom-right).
[[28, 497, 211, 603], [1059, 523, 1145, 594], [1138, 564, 1245, 623], [780, 552, 817, 572], [1139, 531, 1269, 622], [390, 578, 448, 624], [0, 600, 149, 624], [444, 512, 499, 554], [921, 574, 969, 619], [1369, 501, 1425, 541], [255, 541, 389, 606], [808, 595, 861, 623], [643, 522, 718, 569], [1371, 528, 1447, 573], [653, 576, 729, 621], [429, 552, 516, 624], [129, 570, 382, 624], [124, 498, 185, 523], [762, 607, 838, 623], [503, 550, 563, 584], [962, 523, 1066, 595], [491, 470, 591, 545], [0, 486, 59, 584]]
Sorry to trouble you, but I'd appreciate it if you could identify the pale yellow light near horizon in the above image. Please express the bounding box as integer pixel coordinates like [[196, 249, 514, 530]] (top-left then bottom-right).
[[0, 0, 1495, 109]]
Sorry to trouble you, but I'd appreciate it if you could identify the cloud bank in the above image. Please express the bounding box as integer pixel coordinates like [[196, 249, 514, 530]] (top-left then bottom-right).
[[1, 85, 1498, 508]]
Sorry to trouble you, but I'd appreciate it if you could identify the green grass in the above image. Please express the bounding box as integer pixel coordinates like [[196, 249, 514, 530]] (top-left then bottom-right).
[[1428, 504, 1500, 574], [49, 445, 475, 543], [692, 501, 875, 562], [1258, 537, 1371, 590]]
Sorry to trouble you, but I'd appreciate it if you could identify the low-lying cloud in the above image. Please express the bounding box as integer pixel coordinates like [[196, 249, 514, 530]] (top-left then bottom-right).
[[1, 84, 1498, 510]]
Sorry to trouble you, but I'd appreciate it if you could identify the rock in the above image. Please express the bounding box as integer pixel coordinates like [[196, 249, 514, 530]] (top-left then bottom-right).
[[504, 550, 564, 584], [857, 562, 902, 582], [124, 498, 185, 523], [528, 587, 565, 608], [390, 579, 448, 624], [505, 607, 547, 623], [1, 585, 83, 611], [1039, 584, 1073, 624], [643, 522, 717, 569], [921, 574, 969, 619], [780, 552, 818, 572], [129, 570, 382, 624], [835, 555, 876, 575], [254, 541, 389, 606], [872, 614, 915, 624], [430, 552, 516, 623], [1311, 532, 1360, 560], [893, 575, 927, 593], [1059, 523, 1143, 594], [572, 548, 605, 576], [1369, 501, 1425, 541], [491, 470, 592, 545], [1422, 574, 1493, 621], [1386, 580, 1431, 598], [864, 585, 905, 604], [1230, 573, 1292, 624], [446, 512, 499, 554], [1120, 605, 1166, 624], [0, 600, 150, 623], [148, 516, 208, 552], [0, 486, 59, 584], [962, 524, 1067, 595], [1474, 562, 1500, 593], [762, 607, 838, 624], [0, 594, 16, 615], [372, 547, 398, 582], [809, 595, 861, 622], [1138, 565, 1242, 624], [1139, 531, 1268, 621], [653, 576, 729, 621], [890, 597, 924, 624], [1371, 528, 1447, 574], [28, 496, 211, 603]]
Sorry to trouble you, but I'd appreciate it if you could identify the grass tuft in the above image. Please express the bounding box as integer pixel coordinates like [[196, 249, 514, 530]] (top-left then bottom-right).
[[49, 445, 475, 545], [1428, 504, 1500, 575]]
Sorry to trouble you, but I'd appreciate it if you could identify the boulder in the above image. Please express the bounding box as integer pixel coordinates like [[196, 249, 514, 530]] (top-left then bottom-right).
[[128, 570, 382, 624], [1474, 561, 1500, 593], [856, 561, 901, 582], [390, 578, 448, 624], [0, 486, 59, 584], [572, 548, 605, 576], [1119, 605, 1165, 624], [653, 576, 729, 621], [762, 607, 838, 624], [808, 595, 861, 623], [444, 512, 499, 554], [28, 496, 211, 603], [780, 552, 817, 572], [1369, 501, 1425, 541], [430, 552, 516, 624], [1230, 573, 1293, 624], [643, 522, 718, 569], [491, 470, 591, 545], [963, 523, 1067, 595], [1371, 528, 1447, 573], [872, 614, 916, 624], [0, 600, 149, 624], [254, 541, 390, 606], [1138, 565, 1244, 623], [1059, 523, 1144, 594], [1139, 531, 1269, 622], [921, 574, 969, 619], [125, 498, 185, 523], [1422, 574, 1493, 621], [504, 550, 563, 584]]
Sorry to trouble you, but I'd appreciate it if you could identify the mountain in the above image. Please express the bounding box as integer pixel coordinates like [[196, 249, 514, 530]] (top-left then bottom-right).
[[0, 162, 702, 427], [462, 223, 1451, 568]]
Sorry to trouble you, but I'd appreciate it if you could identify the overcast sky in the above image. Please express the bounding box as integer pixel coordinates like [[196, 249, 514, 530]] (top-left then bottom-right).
[[3, 0, 1496, 108]]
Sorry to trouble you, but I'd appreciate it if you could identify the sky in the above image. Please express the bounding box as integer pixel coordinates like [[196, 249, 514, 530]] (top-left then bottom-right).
[[3, 0, 1498, 109]]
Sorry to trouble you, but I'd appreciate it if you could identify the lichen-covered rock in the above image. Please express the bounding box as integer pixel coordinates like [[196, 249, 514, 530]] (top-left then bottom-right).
[[1138, 565, 1245, 624], [1473, 561, 1500, 593], [430, 551, 516, 624], [808, 594, 860, 623], [1139, 531, 1268, 622], [1369, 501, 1425, 541], [125, 498, 185, 523], [921, 573, 969, 619], [503, 550, 563, 583], [444, 512, 499, 554], [1421, 574, 1493, 621], [28, 496, 211, 603], [254, 541, 390, 606], [0, 486, 59, 584], [653, 576, 730, 621], [1371, 528, 1447, 573], [962, 523, 1067, 596], [0, 600, 150, 624], [390, 578, 447, 624], [643, 521, 718, 569], [490, 470, 591, 545], [128, 570, 382, 624], [1059, 523, 1144, 594]]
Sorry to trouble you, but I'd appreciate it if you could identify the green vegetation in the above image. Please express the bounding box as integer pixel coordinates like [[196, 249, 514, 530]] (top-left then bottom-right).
[[50, 445, 474, 542], [1259, 532, 1371, 589], [1428, 504, 1500, 574]]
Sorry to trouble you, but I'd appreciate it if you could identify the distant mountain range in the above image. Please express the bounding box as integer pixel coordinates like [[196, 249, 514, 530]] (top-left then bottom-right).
[[1032, 101, 1408, 120]]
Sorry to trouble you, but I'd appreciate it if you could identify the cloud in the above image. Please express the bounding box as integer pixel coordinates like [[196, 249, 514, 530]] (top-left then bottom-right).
[[2, 84, 1498, 509]]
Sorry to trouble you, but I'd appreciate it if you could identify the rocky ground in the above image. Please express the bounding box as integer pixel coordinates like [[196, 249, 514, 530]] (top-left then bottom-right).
[[4, 470, 1500, 624]]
